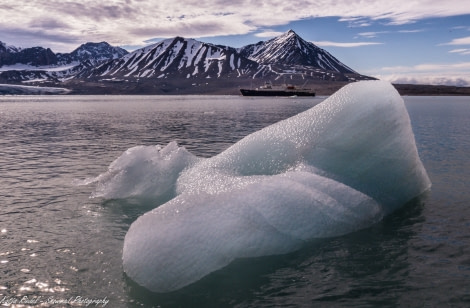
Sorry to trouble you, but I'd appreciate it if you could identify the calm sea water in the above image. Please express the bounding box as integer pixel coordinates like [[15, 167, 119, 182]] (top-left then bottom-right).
[[0, 95, 469, 307]]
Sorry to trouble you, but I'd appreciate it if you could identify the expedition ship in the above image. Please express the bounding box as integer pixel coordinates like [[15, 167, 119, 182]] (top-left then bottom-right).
[[240, 81, 315, 97]]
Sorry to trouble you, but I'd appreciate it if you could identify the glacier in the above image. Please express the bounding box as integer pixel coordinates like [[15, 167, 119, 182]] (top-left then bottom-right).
[[89, 80, 431, 293]]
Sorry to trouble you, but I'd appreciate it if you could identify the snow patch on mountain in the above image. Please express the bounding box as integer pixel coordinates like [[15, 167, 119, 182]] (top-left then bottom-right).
[[0, 63, 79, 72]]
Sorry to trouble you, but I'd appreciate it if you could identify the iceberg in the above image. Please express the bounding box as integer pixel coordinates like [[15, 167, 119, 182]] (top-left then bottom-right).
[[91, 81, 430, 293]]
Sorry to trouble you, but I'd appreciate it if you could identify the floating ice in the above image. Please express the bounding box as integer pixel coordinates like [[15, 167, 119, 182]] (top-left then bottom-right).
[[91, 81, 430, 292], [88, 141, 199, 203], [123, 172, 383, 292]]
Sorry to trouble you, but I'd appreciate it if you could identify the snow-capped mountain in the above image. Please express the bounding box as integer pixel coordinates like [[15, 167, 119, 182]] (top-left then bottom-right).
[[0, 44, 57, 67], [1, 30, 373, 89], [240, 30, 357, 74], [83, 30, 367, 82], [0, 41, 21, 54], [80, 37, 257, 79], [0, 41, 127, 68], [0, 41, 128, 82], [57, 42, 128, 66]]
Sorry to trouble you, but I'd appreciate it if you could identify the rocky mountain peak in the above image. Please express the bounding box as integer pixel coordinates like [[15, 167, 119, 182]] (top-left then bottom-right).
[[57, 41, 128, 65], [240, 30, 357, 74]]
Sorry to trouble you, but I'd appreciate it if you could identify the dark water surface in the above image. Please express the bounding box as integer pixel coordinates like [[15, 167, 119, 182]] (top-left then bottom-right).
[[0, 95, 469, 307]]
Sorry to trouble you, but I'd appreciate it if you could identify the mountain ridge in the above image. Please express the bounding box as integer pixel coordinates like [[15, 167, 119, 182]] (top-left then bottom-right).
[[0, 30, 376, 94], [0, 41, 127, 69], [80, 30, 371, 83]]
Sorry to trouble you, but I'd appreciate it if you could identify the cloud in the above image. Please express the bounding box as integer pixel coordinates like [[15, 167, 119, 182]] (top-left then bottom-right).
[[377, 74, 470, 87], [373, 61, 470, 86], [451, 26, 470, 31], [382, 62, 470, 72], [449, 48, 470, 55], [0, 25, 80, 51], [357, 29, 424, 39], [28, 18, 71, 29], [357, 31, 390, 38], [398, 29, 425, 33], [443, 36, 470, 45], [254, 31, 285, 38], [1, 0, 470, 51], [338, 17, 372, 27], [314, 41, 383, 47]]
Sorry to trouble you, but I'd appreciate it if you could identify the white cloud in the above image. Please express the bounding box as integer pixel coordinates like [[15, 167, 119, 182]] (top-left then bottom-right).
[[449, 48, 470, 55], [357, 29, 424, 39], [372, 61, 470, 86], [357, 31, 390, 38], [398, 29, 425, 33], [452, 26, 470, 31], [314, 41, 383, 47], [338, 17, 372, 27], [377, 74, 470, 87], [254, 31, 285, 38], [381, 62, 470, 72], [1, 0, 470, 51], [443, 36, 470, 45]]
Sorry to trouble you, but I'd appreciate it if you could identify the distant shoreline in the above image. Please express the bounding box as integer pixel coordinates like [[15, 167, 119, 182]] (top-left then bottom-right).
[[1, 81, 469, 96], [392, 83, 470, 96]]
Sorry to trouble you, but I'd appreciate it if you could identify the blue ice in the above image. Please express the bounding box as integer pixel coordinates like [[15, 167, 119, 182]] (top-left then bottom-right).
[[89, 81, 431, 292]]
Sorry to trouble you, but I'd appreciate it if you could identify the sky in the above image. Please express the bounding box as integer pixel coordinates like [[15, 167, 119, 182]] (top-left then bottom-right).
[[1, 0, 470, 86]]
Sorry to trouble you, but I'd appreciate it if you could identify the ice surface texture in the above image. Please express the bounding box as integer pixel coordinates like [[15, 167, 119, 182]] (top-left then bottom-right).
[[92, 81, 431, 292]]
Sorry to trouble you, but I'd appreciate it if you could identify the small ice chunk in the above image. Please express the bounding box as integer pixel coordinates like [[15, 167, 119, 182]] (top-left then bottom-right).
[[90, 141, 199, 203]]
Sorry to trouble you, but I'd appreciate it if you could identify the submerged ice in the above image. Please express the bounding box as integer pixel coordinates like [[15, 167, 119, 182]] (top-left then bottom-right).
[[90, 81, 431, 293]]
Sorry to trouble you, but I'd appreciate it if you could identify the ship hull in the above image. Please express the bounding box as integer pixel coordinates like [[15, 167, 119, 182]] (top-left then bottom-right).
[[240, 89, 315, 97]]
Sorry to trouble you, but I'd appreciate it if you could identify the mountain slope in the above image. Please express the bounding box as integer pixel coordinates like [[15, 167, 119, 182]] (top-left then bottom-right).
[[57, 42, 128, 66], [0, 41, 129, 82], [240, 30, 357, 74], [0, 41, 21, 54], [82, 30, 366, 83], [0, 44, 57, 67], [80, 37, 258, 79]]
